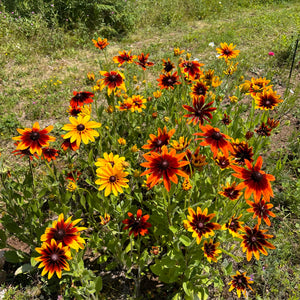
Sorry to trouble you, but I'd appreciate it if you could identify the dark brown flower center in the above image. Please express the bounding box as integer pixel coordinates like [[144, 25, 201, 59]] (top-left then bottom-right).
[[51, 253, 59, 261], [109, 176, 117, 183], [160, 159, 169, 170], [264, 99, 271, 106], [251, 171, 263, 182], [30, 131, 40, 141], [77, 124, 85, 131], [231, 221, 236, 227], [54, 229, 65, 240], [251, 236, 257, 242], [198, 222, 204, 228], [238, 278, 243, 284], [156, 139, 164, 147], [211, 131, 222, 140], [224, 49, 231, 55]]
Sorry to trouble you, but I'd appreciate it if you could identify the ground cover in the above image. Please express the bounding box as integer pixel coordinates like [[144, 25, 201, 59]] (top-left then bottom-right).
[[0, 0, 299, 299]]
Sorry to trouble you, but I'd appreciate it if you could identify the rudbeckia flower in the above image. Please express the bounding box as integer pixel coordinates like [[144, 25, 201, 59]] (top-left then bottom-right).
[[181, 147, 207, 176], [100, 213, 111, 225], [179, 60, 204, 80], [183, 207, 221, 244], [162, 58, 175, 73], [113, 50, 136, 66], [142, 126, 176, 153], [95, 164, 129, 197], [216, 42, 240, 62], [12, 142, 39, 160], [70, 91, 94, 107], [231, 156, 275, 202], [130, 95, 147, 112], [61, 135, 79, 152], [12, 122, 56, 156], [246, 198, 276, 226], [240, 224, 275, 261], [231, 140, 254, 165], [183, 96, 216, 127], [243, 77, 272, 97], [228, 271, 254, 298], [221, 214, 244, 238], [194, 124, 233, 157], [140, 145, 189, 192], [135, 53, 154, 70], [190, 81, 209, 98], [255, 122, 272, 137], [202, 239, 222, 263], [41, 213, 86, 251], [254, 89, 283, 110], [122, 209, 152, 237], [99, 71, 126, 96], [219, 182, 242, 201], [35, 239, 72, 279], [174, 47, 185, 56], [92, 37, 109, 50], [95, 152, 126, 170], [42, 148, 59, 162], [157, 72, 181, 90], [62, 115, 101, 147], [201, 69, 222, 87]]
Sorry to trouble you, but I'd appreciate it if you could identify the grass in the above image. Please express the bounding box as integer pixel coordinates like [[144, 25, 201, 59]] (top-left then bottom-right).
[[0, 0, 300, 299]]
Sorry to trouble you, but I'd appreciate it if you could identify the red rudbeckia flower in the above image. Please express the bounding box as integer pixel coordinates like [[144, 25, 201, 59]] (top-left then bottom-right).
[[183, 96, 216, 127], [122, 209, 151, 237], [179, 60, 204, 80], [99, 71, 126, 96], [12, 142, 39, 160], [92, 37, 109, 50], [228, 271, 253, 298], [140, 145, 189, 192], [135, 53, 154, 70], [42, 148, 59, 162], [113, 50, 136, 67], [194, 124, 233, 157], [70, 91, 94, 107], [12, 122, 56, 156], [157, 72, 181, 90], [231, 156, 275, 202]]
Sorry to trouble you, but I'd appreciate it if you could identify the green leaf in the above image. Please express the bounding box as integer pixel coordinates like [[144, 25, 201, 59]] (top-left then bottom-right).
[[95, 276, 103, 293], [15, 263, 33, 275], [179, 235, 191, 247], [0, 229, 7, 247], [5, 250, 26, 263], [183, 282, 191, 296], [169, 226, 178, 234]]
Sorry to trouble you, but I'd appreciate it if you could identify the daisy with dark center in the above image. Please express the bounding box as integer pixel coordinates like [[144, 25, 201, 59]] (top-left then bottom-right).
[[170, 136, 191, 151], [41, 213, 87, 251], [267, 117, 280, 129], [115, 99, 133, 111], [228, 271, 254, 298], [201, 69, 222, 87], [130, 95, 147, 112], [95, 152, 126, 170], [42, 148, 59, 162], [135, 53, 154, 70], [243, 77, 272, 96], [62, 115, 101, 147], [162, 58, 175, 73], [214, 153, 233, 170], [194, 124, 233, 157], [240, 224, 275, 261], [140, 145, 189, 192], [216, 42, 240, 62], [99, 70, 126, 96], [181, 148, 207, 176], [113, 50, 136, 66], [142, 126, 176, 153], [245, 131, 254, 140], [202, 239, 221, 263], [122, 209, 151, 237], [35, 239, 72, 279], [95, 164, 129, 197], [183, 96, 217, 127], [66, 170, 81, 182], [231, 140, 254, 165], [157, 72, 181, 90], [61, 135, 79, 152], [246, 198, 276, 226], [221, 113, 232, 126], [231, 156, 275, 202], [12, 142, 39, 160], [190, 81, 209, 98], [255, 89, 283, 110], [12, 122, 56, 156], [92, 37, 109, 50], [219, 182, 242, 201], [68, 106, 82, 117], [179, 60, 204, 80], [221, 214, 244, 238], [183, 207, 221, 244], [70, 91, 94, 107], [255, 122, 272, 137]]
